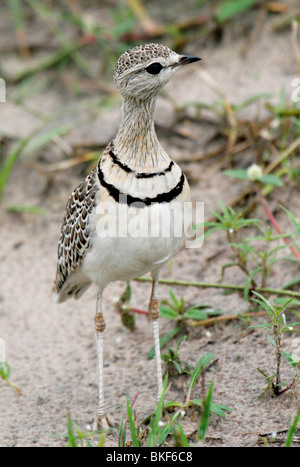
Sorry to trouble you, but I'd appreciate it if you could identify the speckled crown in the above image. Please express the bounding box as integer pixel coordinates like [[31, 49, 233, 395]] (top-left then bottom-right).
[[114, 43, 173, 77]]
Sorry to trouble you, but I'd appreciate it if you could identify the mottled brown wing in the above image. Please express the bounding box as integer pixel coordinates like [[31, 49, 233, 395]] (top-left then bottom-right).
[[54, 167, 98, 297]]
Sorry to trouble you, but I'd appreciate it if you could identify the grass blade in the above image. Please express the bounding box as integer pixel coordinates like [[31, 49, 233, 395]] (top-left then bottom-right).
[[172, 422, 190, 447], [66, 414, 78, 447], [155, 374, 168, 439], [126, 394, 140, 447], [285, 409, 300, 447], [187, 352, 214, 401], [280, 205, 300, 237], [198, 380, 214, 440], [118, 416, 126, 447], [0, 128, 38, 199]]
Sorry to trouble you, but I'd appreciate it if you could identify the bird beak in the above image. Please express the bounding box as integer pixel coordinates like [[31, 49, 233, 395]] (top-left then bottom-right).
[[178, 55, 202, 66]]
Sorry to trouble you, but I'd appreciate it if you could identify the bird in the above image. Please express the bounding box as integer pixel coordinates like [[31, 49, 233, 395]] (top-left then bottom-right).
[[54, 43, 201, 430]]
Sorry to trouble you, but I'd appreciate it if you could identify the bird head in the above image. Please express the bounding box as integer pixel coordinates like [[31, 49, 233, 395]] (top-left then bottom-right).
[[114, 43, 201, 101]]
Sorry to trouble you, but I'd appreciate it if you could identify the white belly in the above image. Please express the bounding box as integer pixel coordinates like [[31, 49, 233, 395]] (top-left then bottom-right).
[[82, 200, 188, 288]]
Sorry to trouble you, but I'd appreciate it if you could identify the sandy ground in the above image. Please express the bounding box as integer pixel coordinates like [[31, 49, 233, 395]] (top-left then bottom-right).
[[1, 11, 300, 446]]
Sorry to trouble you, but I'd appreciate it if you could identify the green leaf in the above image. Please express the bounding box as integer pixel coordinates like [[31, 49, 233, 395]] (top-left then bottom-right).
[[283, 277, 300, 289], [6, 205, 47, 214], [66, 415, 78, 447], [198, 380, 214, 440], [281, 351, 300, 367], [173, 361, 183, 374], [248, 323, 273, 329], [188, 353, 214, 394], [155, 374, 168, 439], [118, 416, 126, 447], [216, 0, 258, 23], [163, 401, 183, 409], [251, 298, 274, 318], [251, 291, 275, 315], [172, 422, 190, 447], [223, 169, 249, 180], [190, 398, 203, 408], [190, 399, 232, 418], [147, 416, 155, 447], [184, 308, 210, 321], [127, 394, 140, 447], [159, 306, 179, 320], [210, 403, 233, 418], [195, 225, 228, 241], [0, 362, 10, 380], [259, 174, 283, 187], [285, 410, 300, 447], [169, 288, 179, 308], [280, 205, 300, 237], [273, 297, 300, 307]]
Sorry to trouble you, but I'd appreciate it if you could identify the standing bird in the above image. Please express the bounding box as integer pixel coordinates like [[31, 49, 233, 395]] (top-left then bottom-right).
[[54, 43, 201, 430]]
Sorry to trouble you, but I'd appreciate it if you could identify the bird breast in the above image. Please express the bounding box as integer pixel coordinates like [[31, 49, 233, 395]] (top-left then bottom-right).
[[81, 199, 189, 287]]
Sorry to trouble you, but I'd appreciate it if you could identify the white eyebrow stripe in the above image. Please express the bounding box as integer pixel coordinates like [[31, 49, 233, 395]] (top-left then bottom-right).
[[168, 53, 180, 65]]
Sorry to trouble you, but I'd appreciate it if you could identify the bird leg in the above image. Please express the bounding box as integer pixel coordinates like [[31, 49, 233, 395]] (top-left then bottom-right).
[[149, 278, 163, 400], [94, 293, 110, 431]]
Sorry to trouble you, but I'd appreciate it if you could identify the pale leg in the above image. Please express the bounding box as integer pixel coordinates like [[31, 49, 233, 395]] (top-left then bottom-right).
[[149, 276, 163, 400], [94, 292, 110, 430]]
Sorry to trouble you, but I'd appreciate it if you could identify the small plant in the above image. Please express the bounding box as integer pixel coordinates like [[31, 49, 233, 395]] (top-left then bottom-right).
[[161, 335, 191, 376], [164, 353, 232, 421], [148, 289, 223, 360], [119, 376, 189, 447], [196, 201, 260, 286], [249, 292, 300, 396], [160, 288, 222, 324], [0, 362, 21, 395], [229, 226, 293, 299], [196, 200, 297, 300], [119, 354, 231, 447], [57, 414, 106, 447], [224, 166, 300, 265]]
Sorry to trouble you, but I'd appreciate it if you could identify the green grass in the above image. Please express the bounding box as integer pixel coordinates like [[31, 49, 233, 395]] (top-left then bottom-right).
[[196, 201, 295, 299], [120, 355, 231, 447]]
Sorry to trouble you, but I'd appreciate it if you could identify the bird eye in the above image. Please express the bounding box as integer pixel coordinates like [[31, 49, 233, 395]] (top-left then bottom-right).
[[145, 62, 163, 75]]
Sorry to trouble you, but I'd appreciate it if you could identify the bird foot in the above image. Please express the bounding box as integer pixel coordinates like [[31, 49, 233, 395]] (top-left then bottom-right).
[[93, 414, 111, 432]]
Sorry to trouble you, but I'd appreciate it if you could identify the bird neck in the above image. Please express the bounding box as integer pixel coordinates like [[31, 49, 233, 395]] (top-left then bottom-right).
[[113, 95, 169, 169]]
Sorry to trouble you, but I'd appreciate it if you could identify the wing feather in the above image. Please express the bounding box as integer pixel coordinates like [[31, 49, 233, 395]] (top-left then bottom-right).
[[54, 166, 99, 298]]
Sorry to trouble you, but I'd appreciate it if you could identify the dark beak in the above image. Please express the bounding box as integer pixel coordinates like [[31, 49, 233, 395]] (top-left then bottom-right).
[[178, 55, 202, 66]]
